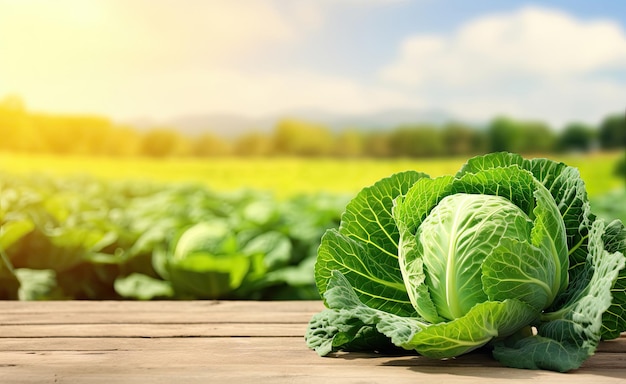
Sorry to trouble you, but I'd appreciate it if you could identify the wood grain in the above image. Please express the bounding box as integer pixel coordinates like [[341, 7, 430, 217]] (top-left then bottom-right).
[[0, 301, 624, 383]]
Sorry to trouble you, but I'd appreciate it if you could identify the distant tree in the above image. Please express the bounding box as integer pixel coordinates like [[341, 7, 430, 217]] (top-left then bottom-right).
[[558, 122, 595, 152], [0, 95, 44, 152], [38, 116, 76, 154], [487, 117, 521, 153], [388, 125, 445, 158], [363, 132, 392, 158], [233, 131, 272, 156], [272, 119, 333, 156], [33, 114, 115, 155], [68, 116, 114, 155], [518, 121, 556, 153], [333, 129, 364, 157], [104, 126, 143, 157], [442, 122, 485, 156], [487, 117, 555, 154], [598, 114, 626, 150], [388, 127, 414, 157], [194, 132, 231, 157], [140, 128, 190, 157]]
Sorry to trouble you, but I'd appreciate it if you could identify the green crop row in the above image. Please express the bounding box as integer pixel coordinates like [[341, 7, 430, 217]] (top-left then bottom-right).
[[0, 172, 348, 300]]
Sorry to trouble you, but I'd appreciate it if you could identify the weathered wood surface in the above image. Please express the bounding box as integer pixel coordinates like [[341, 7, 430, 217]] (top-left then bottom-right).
[[0, 301, 624, 383]]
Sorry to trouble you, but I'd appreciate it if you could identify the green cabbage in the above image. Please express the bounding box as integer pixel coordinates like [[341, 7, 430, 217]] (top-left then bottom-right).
[[305, 152, 626, 372]]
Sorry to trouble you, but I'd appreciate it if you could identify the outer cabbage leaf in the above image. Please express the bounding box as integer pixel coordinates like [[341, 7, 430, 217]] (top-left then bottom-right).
[[601, 219, 626, 338], [306, 308, 395, 356], [394, 176, 455, 323], [306, 270, 425, 355], [482, 238, 555, 311], [404, 298, 537, 359], [525, 178, 570, 299], [306, 270, 538, 361], [315, 171, 429, 317], [493, 220, 625, 372]]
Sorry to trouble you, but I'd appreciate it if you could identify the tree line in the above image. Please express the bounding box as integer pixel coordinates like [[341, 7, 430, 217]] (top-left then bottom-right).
[[1, 95, 624, 158]]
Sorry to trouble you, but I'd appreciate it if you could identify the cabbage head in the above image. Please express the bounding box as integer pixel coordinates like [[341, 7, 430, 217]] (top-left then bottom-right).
[[305, 152, 626, 372]]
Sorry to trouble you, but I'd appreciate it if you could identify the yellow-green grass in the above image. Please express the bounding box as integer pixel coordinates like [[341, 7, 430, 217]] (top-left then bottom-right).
[[1, 151, 622, 198]]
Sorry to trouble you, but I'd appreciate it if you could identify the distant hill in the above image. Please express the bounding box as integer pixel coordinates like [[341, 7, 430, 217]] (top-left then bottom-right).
[[125, 108, 469, 138], [286, 107, 458, 131], [167, 113, 276, 138]]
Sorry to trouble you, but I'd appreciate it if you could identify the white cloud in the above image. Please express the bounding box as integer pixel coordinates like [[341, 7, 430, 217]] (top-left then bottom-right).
[[187, 70, 424, 118], [58, 68, 423, 120], [381, 6, 626, 126], [0, 0, 423, 120]]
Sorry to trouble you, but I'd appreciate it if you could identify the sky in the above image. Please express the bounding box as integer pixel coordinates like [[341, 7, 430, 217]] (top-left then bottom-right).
[[1, 0, 626, 128]]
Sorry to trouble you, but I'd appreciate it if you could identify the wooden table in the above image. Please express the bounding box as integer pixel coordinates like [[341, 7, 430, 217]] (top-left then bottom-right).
[[0, 301, 624, 383]]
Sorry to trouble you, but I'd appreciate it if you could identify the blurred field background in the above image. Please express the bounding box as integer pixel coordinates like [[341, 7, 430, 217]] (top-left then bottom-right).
[[1, 1, 625, 301], [1, 99, 624, 301]]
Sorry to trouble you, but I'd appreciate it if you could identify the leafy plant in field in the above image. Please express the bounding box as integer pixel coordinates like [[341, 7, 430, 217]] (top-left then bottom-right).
[[305, 152, 626, 372], [0, 173, 347, 300], [592, 189, 626, 225]]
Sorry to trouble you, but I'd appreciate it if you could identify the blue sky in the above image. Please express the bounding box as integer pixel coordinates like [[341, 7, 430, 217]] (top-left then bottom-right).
[[272, 1, 626, 76], [1, 0, 625, 128]]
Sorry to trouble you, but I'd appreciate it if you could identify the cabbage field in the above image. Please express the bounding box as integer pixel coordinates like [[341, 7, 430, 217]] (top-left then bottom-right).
[[1, 151, 624, 300], [0, 173, 350, 300]]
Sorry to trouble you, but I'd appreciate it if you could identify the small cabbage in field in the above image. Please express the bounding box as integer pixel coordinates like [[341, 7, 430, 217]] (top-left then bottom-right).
[[305, 152, 626, 372]]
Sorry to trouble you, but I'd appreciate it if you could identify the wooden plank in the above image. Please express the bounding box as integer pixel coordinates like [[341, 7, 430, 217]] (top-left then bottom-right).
[[0, 311, 316, 325], [0, 337, 620, 369], [0, 323, 306, 337], [0, 300, 325, 314], [3, 366, 624, 384], [0, 338, 624, 383], [0, 336, 626, 369], [0, 337, 623, 369], [1, 322, 622, 349], [599, 337, 626, 353], [0, 300, 324, 324], [2, 368, 625, 384]]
